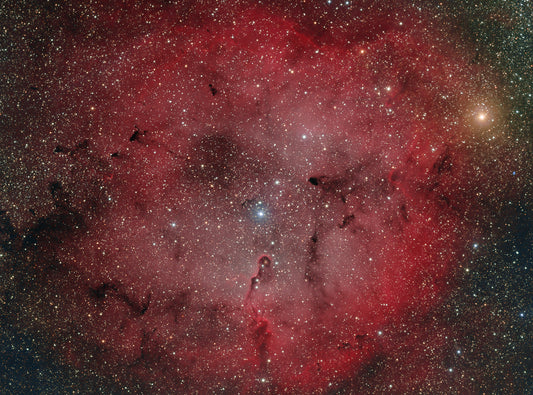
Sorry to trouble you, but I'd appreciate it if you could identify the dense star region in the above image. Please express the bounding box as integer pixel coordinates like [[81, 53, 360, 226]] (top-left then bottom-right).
[[1, 0, 531, 393]]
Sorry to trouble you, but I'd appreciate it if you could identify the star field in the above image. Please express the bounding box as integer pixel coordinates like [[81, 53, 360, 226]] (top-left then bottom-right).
[[0, 0, 531, 393]]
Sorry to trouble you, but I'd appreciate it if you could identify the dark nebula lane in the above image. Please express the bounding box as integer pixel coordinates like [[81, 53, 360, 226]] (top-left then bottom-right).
[[1, 0, 531, 393]]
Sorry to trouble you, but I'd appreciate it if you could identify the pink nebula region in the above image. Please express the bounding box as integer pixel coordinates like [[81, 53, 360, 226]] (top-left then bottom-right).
[[6, 1, 506, 393]]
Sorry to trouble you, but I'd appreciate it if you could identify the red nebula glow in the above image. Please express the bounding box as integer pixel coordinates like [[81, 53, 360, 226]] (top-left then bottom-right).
[[2, 1, 507, 393]]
